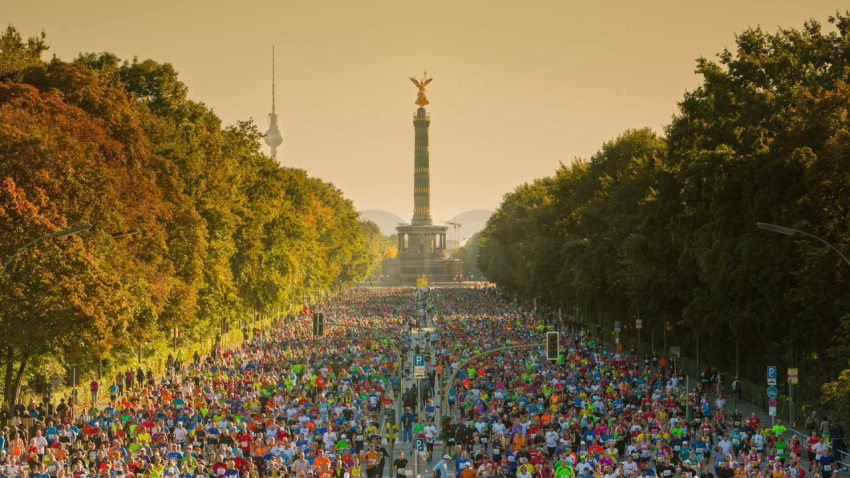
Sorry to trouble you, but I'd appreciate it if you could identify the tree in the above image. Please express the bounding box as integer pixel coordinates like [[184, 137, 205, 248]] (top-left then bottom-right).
[[358, 220, 396, 279], [479, 13, 850, 418], [0, 178, 132, 409], [0, 27, 381, 406], [0, 26, 47, 78], [453, 232, 482, 278]]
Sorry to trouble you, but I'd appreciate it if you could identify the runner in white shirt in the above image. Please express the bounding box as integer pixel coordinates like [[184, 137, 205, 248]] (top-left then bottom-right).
[[622, 457, 638, 477], [752, 432, 765, 452]]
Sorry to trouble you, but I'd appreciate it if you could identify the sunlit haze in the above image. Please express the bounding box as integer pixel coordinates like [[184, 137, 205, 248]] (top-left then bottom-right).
[[5, 0, 842, 221]]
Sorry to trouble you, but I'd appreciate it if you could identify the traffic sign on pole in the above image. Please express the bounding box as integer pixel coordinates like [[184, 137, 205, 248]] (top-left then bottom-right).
[[788, 368, 798, 384], [767, 386, 779, 399], [769, 406, 777, 416], [415, 438, 425, 452], [768, 398, 777, 407], [614, 321, 621, 333], [636, 319, 643, 329], [414, 354, 426, 376], [767, 366, 777, 386]]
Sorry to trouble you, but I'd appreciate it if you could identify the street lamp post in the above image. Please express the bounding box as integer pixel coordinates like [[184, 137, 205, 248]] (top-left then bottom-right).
[[0, 224, 92, 280], [110, 229, 140, 240], [756, 221, 850, 427], [756, 222, 850, 267]]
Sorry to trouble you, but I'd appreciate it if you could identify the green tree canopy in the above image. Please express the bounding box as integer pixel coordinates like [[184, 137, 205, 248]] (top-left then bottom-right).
[[479, 12, 850, 420], [0, 29, 378, 409]]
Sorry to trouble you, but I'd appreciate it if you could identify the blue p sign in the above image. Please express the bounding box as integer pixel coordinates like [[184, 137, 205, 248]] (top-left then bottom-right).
[[767, 366, 777, 379], [415, 355, 425, 367], [415, 437, 425, 452]]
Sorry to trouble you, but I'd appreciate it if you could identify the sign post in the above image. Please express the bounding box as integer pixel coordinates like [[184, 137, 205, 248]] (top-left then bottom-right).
[[767, 366, 777, 386], [636, 319, 642, 354], [613, 321, 621, 350], [670, 346, 681, 377], [414, 437, 427, 478], [414, 354, 426, 377], [414, 354, 426, 418], [788, 368, 798, 384], [788, 368, 798, 426], [767, 386, 779, 424]]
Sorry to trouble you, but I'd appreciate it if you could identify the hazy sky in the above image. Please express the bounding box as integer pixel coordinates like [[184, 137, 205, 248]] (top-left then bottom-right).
[[5, 0, 844, 221]]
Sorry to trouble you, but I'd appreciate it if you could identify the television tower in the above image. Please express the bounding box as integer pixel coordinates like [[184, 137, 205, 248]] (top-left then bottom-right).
[[264, 45, 283, 161]]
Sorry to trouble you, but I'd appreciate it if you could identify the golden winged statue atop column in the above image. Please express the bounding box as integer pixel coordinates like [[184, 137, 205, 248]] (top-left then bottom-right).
[[410, 70, 432, 107]]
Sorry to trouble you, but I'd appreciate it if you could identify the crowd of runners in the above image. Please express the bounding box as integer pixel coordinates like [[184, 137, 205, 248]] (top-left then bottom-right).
[[0, 286, 844, 478]]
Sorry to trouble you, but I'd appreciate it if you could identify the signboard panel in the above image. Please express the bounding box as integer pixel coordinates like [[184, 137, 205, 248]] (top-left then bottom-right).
[[767, 386, 779, 399], [767, 366, 777, 385], [788, 368, 798, 384]]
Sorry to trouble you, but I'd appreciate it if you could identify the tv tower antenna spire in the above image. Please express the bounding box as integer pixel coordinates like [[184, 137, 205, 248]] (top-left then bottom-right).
[[264, 45, 283, 161]]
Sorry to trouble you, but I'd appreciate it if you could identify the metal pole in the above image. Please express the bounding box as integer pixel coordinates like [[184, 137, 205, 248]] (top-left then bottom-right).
[[756, 223, 850, 268], [637, 325, 641, 357], [0, 225, 92, 281], [696, 336, 700, 375], [789, 382, 793, 427]]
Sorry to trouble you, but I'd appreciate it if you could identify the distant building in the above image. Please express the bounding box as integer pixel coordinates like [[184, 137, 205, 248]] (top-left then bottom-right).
[[382, 73, 462, 282]]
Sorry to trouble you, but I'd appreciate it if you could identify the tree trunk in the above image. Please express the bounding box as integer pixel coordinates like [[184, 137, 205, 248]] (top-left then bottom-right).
[[11, 352, 29, 407], [4, 346, 14, 412]]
